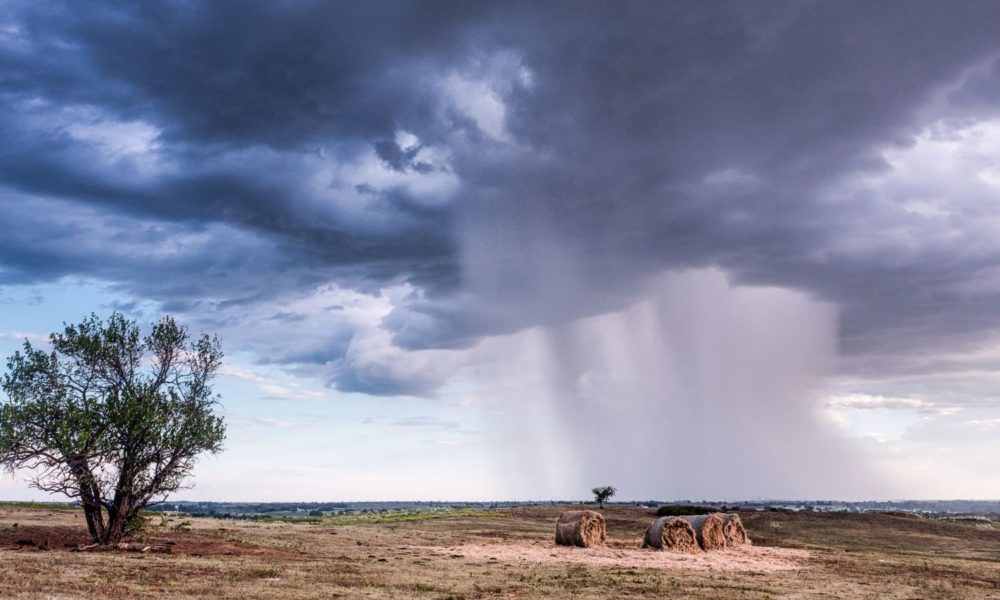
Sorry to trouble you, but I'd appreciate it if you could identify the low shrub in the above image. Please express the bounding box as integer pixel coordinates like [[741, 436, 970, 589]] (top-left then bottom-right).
[[655, 504, 720, 517]]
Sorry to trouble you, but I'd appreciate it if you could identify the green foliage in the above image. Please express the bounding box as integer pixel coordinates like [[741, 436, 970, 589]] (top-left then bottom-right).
[[592, 486, 616, 508], [0, 312, 226, 544], [255, 507, 509, 526], [320, 508, 507, 526], [655, 504, 721, 517], [124, 510, 153, 537], [171, 520, 192, 532]]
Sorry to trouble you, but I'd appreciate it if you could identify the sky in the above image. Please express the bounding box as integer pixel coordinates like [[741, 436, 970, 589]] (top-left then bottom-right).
[[2, 0, 1000, 501]]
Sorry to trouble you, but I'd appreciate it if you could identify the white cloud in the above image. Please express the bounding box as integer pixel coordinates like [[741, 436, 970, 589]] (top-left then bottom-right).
[[206, 281, 465, 398], [16, 100, 169, 177], [63, 108, 161, 164], [336, 324, 461, 396], [0, 330, 48, 343], [441, 74, 510, 141], [250, 417, 299, 429], [304, 134, 460, 218], [438, 50, 534, 143], [219, 364, 327, 402], [826, 393, 960, 416]]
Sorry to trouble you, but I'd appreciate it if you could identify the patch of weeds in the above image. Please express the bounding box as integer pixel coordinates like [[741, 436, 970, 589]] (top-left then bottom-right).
[[655, 504, 721, 517], [0, 501, 78, 511], [405, 581, 444, 592], [321, 508, 512, 527], [171, 520, 192, 532], [239, 567, 283, 580]]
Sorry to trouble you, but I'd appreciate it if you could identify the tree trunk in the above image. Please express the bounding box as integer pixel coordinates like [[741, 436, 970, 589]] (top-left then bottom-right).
[[101, 495, 132, 545], [82, 504, 106, 543], [68, 458, 106, 543]]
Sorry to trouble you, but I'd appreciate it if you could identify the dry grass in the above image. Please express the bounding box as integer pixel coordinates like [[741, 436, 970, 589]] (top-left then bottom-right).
[[642, 516, 700, 552], [720, 513, 750, 547], [0, 504, 998, 598], [554, 510, 606, 547]]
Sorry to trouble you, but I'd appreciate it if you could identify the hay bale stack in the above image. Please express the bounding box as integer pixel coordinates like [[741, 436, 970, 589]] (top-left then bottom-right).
[[555, 510, 606, 547], [642, 516, 701, 552], [678, 514, 727, 551], [720, 512, 751, 546]]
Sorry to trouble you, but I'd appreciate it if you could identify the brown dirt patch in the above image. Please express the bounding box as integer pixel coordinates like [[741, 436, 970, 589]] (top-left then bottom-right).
[[0, 522, 294, 559], [432, 539, 811, 572], [0, 523, 91, 551]]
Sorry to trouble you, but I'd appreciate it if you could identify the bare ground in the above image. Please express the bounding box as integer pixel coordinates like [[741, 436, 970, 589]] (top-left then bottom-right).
[[433, 541, 808, 572], [1, 504, 998, 598]]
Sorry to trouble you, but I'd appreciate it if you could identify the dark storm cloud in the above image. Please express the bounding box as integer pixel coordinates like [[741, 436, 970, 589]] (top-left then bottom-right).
[[2, 1, 480, 145], [0, 0, 470, 300], [3, 0, 1000, 394], [440, 0, 1000, 363]]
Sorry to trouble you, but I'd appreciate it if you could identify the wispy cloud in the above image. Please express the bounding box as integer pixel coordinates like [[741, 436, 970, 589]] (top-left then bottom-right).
[[964, 418, 1000, 430], [389, 416, 461, 431], [826, 393, 960, 416], [363, 415, 478, 435], [250, 417, 300, 430], [423, 439, 473, 447], [219, 365, 327, 401], [0, 330, 48, 343]]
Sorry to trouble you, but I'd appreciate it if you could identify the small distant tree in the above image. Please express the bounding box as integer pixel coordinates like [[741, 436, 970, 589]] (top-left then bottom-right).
[[0, 313, 226, 545], [592, 485, 616, 509]]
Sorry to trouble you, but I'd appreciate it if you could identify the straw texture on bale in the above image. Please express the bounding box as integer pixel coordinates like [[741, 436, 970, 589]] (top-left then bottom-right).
[[555, 510, 606, 547], [642, 516, 701, 553], [679, 514, 727, 551], [720, 513, 751, 546]]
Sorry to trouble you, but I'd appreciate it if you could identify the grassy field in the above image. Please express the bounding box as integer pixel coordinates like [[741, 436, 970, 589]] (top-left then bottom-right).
[[1, 503, 998, 598]]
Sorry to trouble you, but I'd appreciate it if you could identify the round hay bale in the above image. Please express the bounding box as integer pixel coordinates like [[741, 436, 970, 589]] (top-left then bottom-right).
[[555, 510, 606, 547], [678, 514, 727, 551], [720, 512, 751, 546], [642, 516, 701, 553]]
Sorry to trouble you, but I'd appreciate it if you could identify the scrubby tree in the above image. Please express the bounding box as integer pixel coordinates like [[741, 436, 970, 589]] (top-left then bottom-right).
[[0, 313, 226, 545], [592, 485, 616, 509]]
